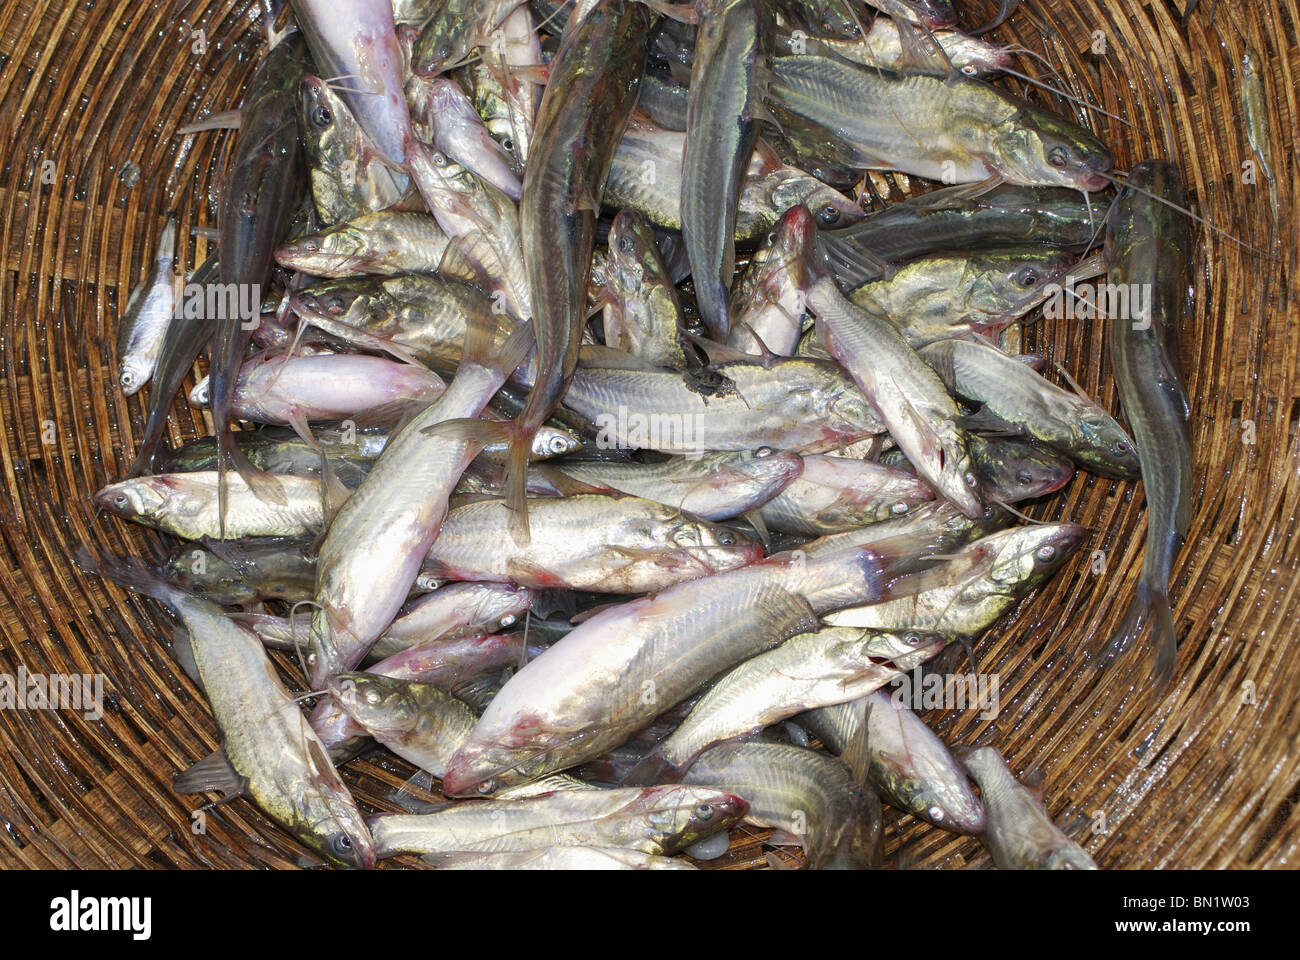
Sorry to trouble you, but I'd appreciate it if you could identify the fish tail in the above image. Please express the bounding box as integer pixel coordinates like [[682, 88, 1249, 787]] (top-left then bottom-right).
[[75, 546, 181, 610], [1097, 580, 1177, 689], [503, 428, 533, 546]]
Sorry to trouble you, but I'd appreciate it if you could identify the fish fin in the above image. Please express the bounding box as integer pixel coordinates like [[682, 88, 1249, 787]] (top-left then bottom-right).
[[766, 828, 804, 848], [75, 547, 180, 608], [565, 184, 600, 216], [530, 464, 613, 497], [229, 438, 291, 509], [177, 109, 242, 135], [841, 696, 874, 784], [436, 235, 488, 287], [620, 750, 686, 787], [1096, 581, 1177, 690], [509, 63, 552, 85], [569, 600, 624, 624], [173, 746, 247, 799], [814, 233, 893, 291], [741, 509, 772, 549], [891, 14, 956, 77], [419, 417, 512, 447], [955, 406, 1017, 434]]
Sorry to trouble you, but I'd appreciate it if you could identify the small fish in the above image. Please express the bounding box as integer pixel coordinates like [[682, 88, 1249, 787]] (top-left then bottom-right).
[[757, 454, 936, 536], [275, 211, 450, 277], [804, 691, 986, 833], [962, 746, 1098, 869], [602, 208, 691, 370], [117, 214, 179, 396]]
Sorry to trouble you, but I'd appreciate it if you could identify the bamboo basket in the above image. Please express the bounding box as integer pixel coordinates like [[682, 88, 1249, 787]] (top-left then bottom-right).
[[0, 0, 1296, 870]]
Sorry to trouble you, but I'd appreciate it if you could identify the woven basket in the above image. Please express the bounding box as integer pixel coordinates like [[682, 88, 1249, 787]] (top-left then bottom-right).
[[0, 0, 1295, 870]]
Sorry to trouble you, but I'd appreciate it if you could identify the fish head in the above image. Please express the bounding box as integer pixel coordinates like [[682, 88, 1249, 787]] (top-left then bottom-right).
[[119, 356, 151, 396], [1070, 409, 1142, 479], [991, 103, 1114, 192], [821, 379, 884, 440], [606, 209, 660, 292], [328, 673, 423, 739], [989, 522, 1086, 589], [531, 425, 584, 460], [771, 176, 864, 230], [187, 376, 210, 407], [964, 247, 1078, 323], [297, 757, 377, 870], [644, 786, 749, 855], [291, 278, 380, 325], [298, 75, 355, 160], [163, 548, 257, 604], [412, 12, 472, 77], [945, 32, 1014, 76], [969, 435, 1074, 502], [715, 448, 806, 498], [663, 518, 766, 575], [467, 584, 534, 633], [94, 478, 168, 521]]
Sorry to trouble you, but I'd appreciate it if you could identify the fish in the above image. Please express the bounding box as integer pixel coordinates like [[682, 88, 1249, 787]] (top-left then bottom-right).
[[407, 75, 523, 200], [368, 785, 746, 858], [555, 354, 886, 454], [212, 37, 310, 537], [412, 0, 522, 76], [1099, 160, 1194, 687], [804, 692, 986, 833], [123, 254, 219, 478], [307, 313, 532, 690], [117, 213, 179, 396], [966, 435, 1074, 503], [327, 673, 478, 777], [602, 209, 691, 370], [606, 115, 863, 239], [298, 75, 410, 227], [681, 0, 773, 339], [805, 273, 984, 519], [290, 0, 414, 166], [422, 493, 764, 593], [442, 545, 899, 795], [681, 741, 883, 869], [290, 272, 498, 369], [777, 18, 1011, 77], [825, 523, 1085, 635], [163, 537, 319, 605], [756, 454, 936, 536], [430, 845, 698, 869], [767, 55, 1113, 190], [80, 552, 374, 868], [922, 338, 1141, 479], [508, 0, 650, 542], [847, 247, 1079, 345], [961, 746, 1098, 869], [820, 183, 1100, 289], [367, 582, 534, 660], [728, 204, 819, 356], [275, 211, 450, 277], [531, 449, 804, 521], [95, 472, 326, 540], [628, 627, 945, 782]]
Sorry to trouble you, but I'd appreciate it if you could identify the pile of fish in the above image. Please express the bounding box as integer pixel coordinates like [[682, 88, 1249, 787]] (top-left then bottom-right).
[[85, 0, 1198, 869]]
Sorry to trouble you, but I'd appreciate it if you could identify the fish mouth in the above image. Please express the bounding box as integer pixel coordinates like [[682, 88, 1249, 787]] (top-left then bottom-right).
[[1079, 171, 1111, 192]]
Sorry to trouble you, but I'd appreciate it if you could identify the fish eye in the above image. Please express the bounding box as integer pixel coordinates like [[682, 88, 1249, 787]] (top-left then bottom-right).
[[1018, 269, 1039, 288], [329, 834, 353, 855], [310, 105, 331, 128], [433, 151, 449, 167], [113, 494, 129, 507], [928, 806, 945, 822], [325, 295, 345, 315], [755, 446, 773, 458], [120, 371, 136, 388], [302, 240, 319, 253], [1035, 545, 1057, 561], [619, 236, 634, 254], [475, 779, 496, 795], [965, 472, 979, 487], [363, 688, 381, 705], [438, 43, 452, 61], [1016, 468, 1035, 484], [501, 138, 514, 152], [961, 64, 978, 76], [499, 614, 516, 628], [695, 803, 714, 820], [718, 530, 737, 546], [1047, 146, 1068, 168], [816, 203, 842, 226], [904, 633, 921, 645]]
